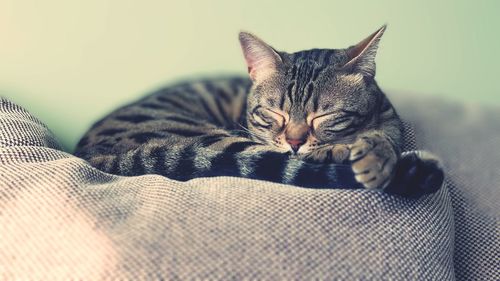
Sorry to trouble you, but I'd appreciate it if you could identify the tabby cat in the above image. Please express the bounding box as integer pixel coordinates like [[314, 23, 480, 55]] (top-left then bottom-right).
[[75, 26, 444, 197]]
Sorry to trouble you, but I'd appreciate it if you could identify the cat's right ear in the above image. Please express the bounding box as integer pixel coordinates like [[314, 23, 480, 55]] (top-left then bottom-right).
[[239, 32, 283, 83], [341, 25, 386, 78]]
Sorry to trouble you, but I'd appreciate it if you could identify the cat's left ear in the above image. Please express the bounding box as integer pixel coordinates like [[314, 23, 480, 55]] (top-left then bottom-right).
[[239, 32, 283, 83], [342, 25, 386, 78]]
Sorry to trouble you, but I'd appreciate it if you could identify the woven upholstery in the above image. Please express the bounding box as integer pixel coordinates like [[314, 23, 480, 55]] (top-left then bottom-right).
[[394, 96, 500, 280], [1, 96, 497, 280]]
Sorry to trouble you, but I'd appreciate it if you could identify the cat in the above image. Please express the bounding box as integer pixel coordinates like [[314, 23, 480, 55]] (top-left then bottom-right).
[[74, 25, 444, 197]]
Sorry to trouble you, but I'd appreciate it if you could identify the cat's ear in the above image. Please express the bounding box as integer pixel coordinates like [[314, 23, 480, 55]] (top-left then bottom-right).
[[342, 25, 386, 78], [239, 32, 283, 83]]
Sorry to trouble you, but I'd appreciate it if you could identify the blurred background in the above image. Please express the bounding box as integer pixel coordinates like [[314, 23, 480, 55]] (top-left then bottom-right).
[[1, 0, 499, 151]]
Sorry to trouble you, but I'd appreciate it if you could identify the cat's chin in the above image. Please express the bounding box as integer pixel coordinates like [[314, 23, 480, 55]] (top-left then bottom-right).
[[289, 152, 303, 159]]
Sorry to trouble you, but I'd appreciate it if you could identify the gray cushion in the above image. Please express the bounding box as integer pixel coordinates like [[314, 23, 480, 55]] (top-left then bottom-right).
[[393, 95, 500, 280], [0, 96, 496, 280]]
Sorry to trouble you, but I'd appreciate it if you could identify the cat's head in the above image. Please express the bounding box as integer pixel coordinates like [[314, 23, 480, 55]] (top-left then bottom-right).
[[239, 25, 387, 155]]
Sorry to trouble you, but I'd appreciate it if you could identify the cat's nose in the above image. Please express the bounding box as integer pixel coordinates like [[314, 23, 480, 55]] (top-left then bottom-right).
[[286, 138, 306, 153]]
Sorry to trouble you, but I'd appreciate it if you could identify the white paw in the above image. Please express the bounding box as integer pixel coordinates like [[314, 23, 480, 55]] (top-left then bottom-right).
[[349, 136, 397, 189]]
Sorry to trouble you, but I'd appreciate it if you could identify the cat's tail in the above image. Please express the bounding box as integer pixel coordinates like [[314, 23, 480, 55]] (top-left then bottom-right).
[[80, 140, 443, 197]]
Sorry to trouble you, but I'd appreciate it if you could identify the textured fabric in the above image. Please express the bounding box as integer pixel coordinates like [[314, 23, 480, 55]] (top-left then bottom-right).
[[394, 95, 500, 280], [0, 95, 493, 279]]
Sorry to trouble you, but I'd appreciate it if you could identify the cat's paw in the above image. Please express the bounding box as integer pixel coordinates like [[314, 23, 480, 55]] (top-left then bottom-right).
[[349, 134, 398, 189], [384, 152, 444, 197], [302, 144, 350, 164]]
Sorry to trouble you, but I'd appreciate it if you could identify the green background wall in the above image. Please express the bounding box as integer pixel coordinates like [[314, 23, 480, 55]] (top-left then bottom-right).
[[1, 0, 498, 151]]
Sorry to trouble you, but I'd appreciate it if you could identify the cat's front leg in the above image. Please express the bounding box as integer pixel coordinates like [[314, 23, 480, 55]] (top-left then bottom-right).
[[302, 144, 351, 164], [349, 131, 399, 189]]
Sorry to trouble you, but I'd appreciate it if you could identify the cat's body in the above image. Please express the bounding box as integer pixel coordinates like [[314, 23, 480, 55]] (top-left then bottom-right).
[[74, 76, 361, 188], [75, 26, 444, 196]]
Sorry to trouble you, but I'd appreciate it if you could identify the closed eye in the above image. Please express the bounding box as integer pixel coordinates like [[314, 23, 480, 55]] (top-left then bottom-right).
[[323, 116, 354, 133], [311, 113, 354, 132], [251, 107, 285, 128], [253, 112, 272, 127], [311, 112, 340, 130]]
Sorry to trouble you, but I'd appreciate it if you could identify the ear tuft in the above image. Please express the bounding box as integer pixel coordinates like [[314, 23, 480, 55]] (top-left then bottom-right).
[[239, 31, 282, 82], [342, 25, 386, 77]]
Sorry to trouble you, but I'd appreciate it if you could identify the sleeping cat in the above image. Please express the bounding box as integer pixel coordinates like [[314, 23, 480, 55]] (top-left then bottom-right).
[[75, 26, 444, 197]]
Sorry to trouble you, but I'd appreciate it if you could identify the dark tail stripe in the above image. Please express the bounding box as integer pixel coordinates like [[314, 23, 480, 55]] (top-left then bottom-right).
[[150, 146, 167, 175], [224, 141, 260, 153], [171, 146, 198, 180], [206, 152, 239, 177], [250, 151, 288, 182], [294, 163, 330, 188], [131, 148, 145, 176]]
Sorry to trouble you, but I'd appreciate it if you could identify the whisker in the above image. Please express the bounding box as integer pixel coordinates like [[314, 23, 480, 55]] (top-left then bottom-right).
[[233, 124, 270, 144]]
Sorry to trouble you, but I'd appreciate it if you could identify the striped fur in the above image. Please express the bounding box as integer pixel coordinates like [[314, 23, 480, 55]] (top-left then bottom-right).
[[75, 27, 443, 194], [75, 77, 361, 189]]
